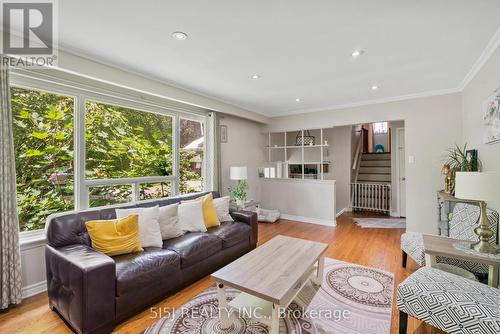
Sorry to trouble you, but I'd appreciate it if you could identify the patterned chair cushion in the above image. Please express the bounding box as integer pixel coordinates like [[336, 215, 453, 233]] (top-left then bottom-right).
[[435, 255, 490, 274], [439, 203, 499, 274], [397, 267, 500, 334], [449, 203, 498, 243], [401, 232, 425, 266], [401, 204, 499, 274]]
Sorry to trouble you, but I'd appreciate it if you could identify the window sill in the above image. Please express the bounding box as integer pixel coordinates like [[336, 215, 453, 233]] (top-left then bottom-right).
[[19, 229, 46, 250]]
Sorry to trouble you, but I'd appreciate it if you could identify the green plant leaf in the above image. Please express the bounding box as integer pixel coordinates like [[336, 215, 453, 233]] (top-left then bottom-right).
[[31, 131, 49, 139], [18, 109, 30, 119], [24, 149, 44, 157], [45, 106, 63, 120]]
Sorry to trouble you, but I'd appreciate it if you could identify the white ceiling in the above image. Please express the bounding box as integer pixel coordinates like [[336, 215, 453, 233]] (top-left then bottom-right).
[[59, 1, 500, 117]]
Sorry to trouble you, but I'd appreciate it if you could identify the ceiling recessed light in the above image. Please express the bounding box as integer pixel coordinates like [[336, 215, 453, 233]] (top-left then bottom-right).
[[371, 85, 379, 91], [351, 49, 364, 58], [172, 31, 188, 40], [251, 74, 261, 79], [295, 98, 301, 102]]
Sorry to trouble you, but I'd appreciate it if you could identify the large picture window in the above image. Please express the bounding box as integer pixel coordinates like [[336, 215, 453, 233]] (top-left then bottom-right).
[[85, 101, 173, 179], [10, 80, 211, 232], [180, 118, 204, 194], [11, 87, 75, 231]]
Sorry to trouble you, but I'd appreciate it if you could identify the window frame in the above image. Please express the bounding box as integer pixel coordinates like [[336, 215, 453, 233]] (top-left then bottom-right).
[[11, 72, 211, 236], [179, 115, 208, 195], [373, 122, 388, 134]]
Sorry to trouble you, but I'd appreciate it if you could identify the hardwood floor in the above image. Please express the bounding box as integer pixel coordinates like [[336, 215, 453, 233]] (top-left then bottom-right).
[[0, 213, 444, 334]]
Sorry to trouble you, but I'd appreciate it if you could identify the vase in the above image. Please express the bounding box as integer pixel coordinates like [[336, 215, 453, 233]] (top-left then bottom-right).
[[236, 198, 244, 208]]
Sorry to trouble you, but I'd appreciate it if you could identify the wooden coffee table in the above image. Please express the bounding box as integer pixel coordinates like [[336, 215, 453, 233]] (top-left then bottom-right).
[[422, 234, 500, 287], [211, 235, 328, 333]]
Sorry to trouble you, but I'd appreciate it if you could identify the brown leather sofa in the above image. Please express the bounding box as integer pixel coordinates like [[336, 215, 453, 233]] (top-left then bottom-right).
[[45, 191, 258, 334]]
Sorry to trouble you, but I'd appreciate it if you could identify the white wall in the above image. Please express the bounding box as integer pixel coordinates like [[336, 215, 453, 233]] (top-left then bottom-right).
[[265, 94, 463, 234], [20, 239, 47, 298], [461, 47, 500, 211], [260, 179, 336, 225], [266, 127, 351, 215], [323, 126, 352, 214], [373, 133, 387, 151], [219, 115, 267, 201]]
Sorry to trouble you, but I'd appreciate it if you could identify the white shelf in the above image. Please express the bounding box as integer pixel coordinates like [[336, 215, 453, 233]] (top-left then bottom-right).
[[266, 144, 329, 149], [266, 128, 331, 181], [285, 161, 331, 164]]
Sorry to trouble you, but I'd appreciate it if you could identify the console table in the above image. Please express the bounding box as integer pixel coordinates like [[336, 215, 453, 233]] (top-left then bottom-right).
[[422, 234, 500, 287], [436, 190, 457, 236]]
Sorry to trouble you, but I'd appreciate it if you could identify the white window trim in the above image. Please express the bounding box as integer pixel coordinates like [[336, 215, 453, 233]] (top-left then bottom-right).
[[373, 122, 388, 134], [11, 72, 213, 241]]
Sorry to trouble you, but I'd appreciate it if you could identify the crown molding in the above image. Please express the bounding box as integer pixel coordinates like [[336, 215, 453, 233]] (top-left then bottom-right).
[[458, 27, 500, 91], [269, 87, 460, 117]]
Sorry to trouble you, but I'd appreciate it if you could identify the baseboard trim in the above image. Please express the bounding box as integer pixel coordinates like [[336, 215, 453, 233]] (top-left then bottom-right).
[[390, 211, 400, 218], [336, 207, 348, 218], [22, 280, 47, 299], [280, 214, 336, 227]]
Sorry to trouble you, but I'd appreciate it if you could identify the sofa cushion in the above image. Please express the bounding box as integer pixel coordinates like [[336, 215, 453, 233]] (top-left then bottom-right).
[[207, 221, 251, 248], [45, 191, 220, 247], [162, 233, 222, 267], [114, 248, 180, 296]]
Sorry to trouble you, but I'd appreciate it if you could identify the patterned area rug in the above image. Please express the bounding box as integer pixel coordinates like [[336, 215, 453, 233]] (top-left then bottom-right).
[[354, 218, 406, 229], [144, 259, 394, 334]]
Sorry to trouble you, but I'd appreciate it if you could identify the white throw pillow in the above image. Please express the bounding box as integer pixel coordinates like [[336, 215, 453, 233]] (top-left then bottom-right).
[[178, 201, 207, 232], [158, 203, 184, 240], [213, 196, 233, 222], [115, 206, 162, 248]]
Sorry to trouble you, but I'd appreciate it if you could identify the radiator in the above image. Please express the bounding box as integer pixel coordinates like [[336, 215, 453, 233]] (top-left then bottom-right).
[[351, 183, 391, 213]]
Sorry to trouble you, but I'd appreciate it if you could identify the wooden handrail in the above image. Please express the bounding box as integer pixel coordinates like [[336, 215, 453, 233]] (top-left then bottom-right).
[[352, 130, 363, 171]]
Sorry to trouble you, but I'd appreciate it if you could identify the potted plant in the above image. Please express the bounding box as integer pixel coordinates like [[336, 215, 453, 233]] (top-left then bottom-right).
[[445, 144, 481, 172], [442, 144, 481, 195], [229, 180, 247, 208]]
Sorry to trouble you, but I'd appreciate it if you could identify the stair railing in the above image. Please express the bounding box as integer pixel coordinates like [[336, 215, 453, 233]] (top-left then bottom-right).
[[351, 129, 364, 183], [351, 183, 391, 213]]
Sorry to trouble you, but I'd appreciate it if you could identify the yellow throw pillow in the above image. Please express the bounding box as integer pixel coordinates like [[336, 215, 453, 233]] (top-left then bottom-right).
[[85, 215, 143, 256], [183, 193, 220, 228]]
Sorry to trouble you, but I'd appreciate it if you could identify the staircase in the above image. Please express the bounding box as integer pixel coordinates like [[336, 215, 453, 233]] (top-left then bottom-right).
[[356, 153, 391, 183], [350, 129, 392, 213]]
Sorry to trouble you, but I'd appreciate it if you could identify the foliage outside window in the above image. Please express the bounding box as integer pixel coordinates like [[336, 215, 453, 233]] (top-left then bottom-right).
[[11, 87, 75, 231], [140, 182, 172, 200], [180, 118, 204, 194], [11, 87, 208, 232]]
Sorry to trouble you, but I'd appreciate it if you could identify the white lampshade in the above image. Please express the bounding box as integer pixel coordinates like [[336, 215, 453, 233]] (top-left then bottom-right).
[[230, 166, 247, 180], [455, 172, 500, 201]]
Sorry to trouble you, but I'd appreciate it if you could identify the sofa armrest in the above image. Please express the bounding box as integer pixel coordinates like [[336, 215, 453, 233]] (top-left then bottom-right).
[[230, 210, 258, 247], [45, 244, 116, 334]]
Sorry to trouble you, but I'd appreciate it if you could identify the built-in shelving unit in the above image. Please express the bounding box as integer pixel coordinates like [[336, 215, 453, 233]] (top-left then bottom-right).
[[262, 128, 333, 180]]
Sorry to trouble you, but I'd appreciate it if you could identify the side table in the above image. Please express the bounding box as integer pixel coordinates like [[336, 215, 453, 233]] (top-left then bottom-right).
[[422, 234, 500, 287], [230, 200, 260, 211]]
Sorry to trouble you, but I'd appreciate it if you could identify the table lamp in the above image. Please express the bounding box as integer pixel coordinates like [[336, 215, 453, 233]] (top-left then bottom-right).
[[455, 172, 500, 254], [230, 166, 247, 181]]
